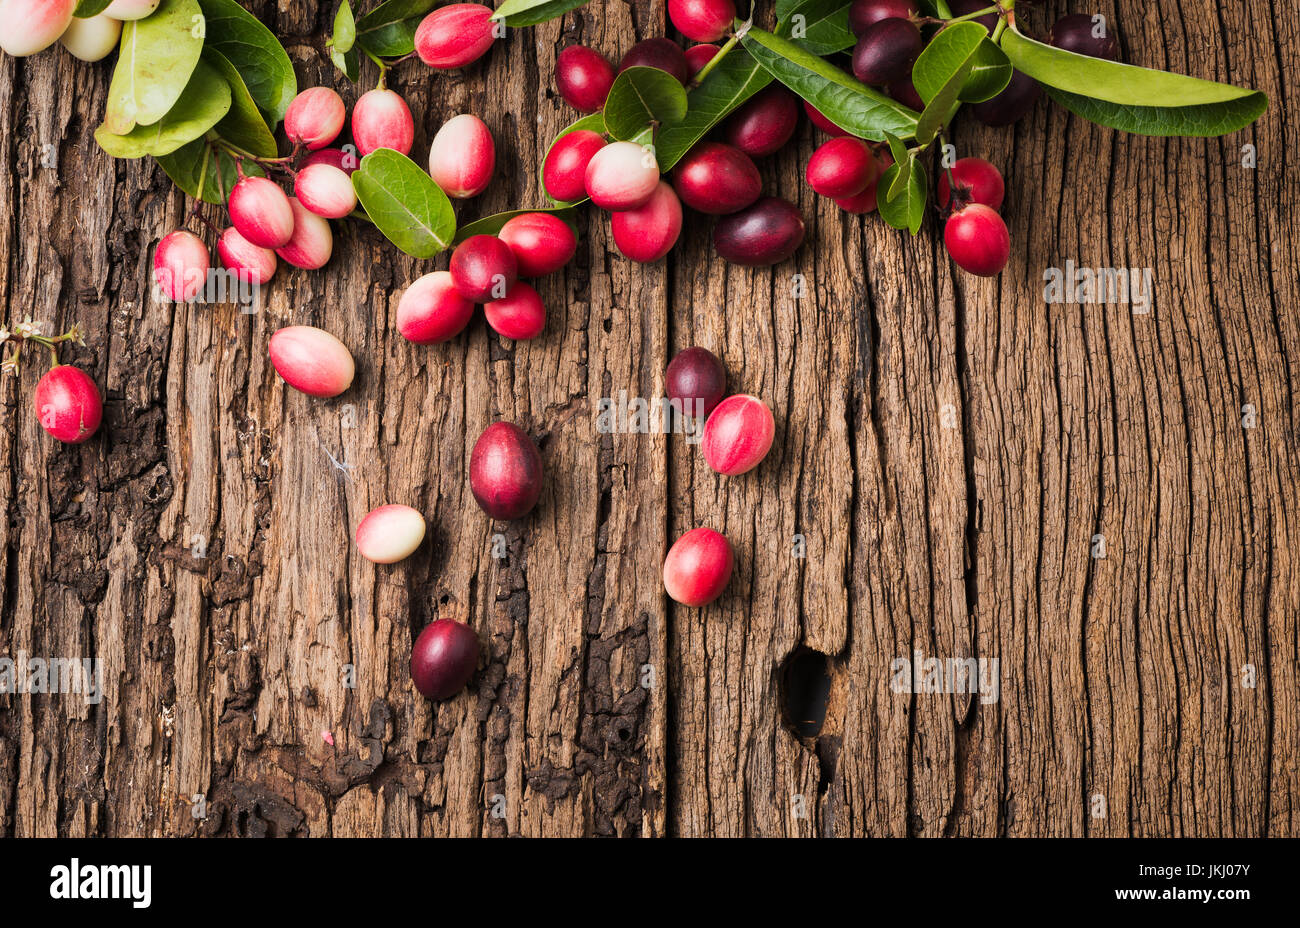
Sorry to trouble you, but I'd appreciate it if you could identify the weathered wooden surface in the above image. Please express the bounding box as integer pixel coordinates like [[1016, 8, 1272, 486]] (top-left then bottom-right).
[[0, 0, 1296, 837]]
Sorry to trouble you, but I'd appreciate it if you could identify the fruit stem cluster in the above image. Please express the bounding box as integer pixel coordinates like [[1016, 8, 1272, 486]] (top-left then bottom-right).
[[0, 319, 85, 376]]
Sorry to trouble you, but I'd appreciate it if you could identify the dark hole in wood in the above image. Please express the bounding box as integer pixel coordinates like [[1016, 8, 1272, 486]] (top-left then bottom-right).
[[780, 647, 832, 739]]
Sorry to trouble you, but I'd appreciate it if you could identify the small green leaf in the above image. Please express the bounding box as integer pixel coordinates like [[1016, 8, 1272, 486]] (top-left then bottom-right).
[[454, 207, 578, 244], [540, 112, 605, 205], [352, 149, 457, 258], [654, 46, 772, 172], [742, 25, 919, 142], [911, 22, 986, 104], [332, 44, 360, 82], [156, 138, 263, 205], [877, 158, 927, 234], [779, 0, 855, 57], [332, 0, 356, 54], [103, 0, 205, 135], [96, 59, 231, 158], [999, 25, 1266, 137], [199, 0, 297, 126], [959, 38, 1011, 103], [602, 66, 690, 141], [354, 0, 436, 56], [492, 0, 590, 27], [75, 0, 112, 16], [203, 49, 278, 158]]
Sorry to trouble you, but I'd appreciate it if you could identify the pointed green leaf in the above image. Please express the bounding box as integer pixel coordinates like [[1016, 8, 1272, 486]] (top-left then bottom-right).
[[199, 0, 297, 126], [331, 0, 356, 53], [877, 158, 927, 234], [96, 59, 231, 158], [602, 66, 690, 141], [203, 49, 278, 158], [352, 149, 457, 258], [779, 0, 855, 56], [654, 46, 772, 172], [959, 38, 1011, 103], [492, 0, 590, 27], [75, 0, 112, 16], [103, 0, 204, 135]]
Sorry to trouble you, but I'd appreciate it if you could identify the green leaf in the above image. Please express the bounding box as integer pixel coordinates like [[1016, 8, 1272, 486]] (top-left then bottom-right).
[[199, 0, 297, 126], [332, 44, 360, 81], [203, 49, 278, 158], [75, 0, 112, 16], [959, 38, 1011, 103], [999, 25, 1266, 137], [492, 0, 590, 27], [654, 46, 772, 172], [453, 207, 578, 244], [103, 0, 205, 135], [742, 25, 919, 142], [877, 158, 927, 234], [883, 132, 909, 185], [602, 66, 689, 141], [779, 0, 855, 57], [911, 23, 985, 144], [540, 112, 605, 205], [331, 0, 356, 54], [354, 0, 436, 56], [96, 59, 231, 158], [157, 138, 263, 204], [352, 149, 457, 258]]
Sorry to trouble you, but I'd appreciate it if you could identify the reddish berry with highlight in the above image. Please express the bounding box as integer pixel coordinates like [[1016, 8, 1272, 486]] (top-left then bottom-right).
[[294, 163, 357, 219], [612, 181, 683, 263], [619, 38, 689, 84], [275, 198, 333, 269], [672, 142, 761, 215], [665, 347, 726, 420], [217, 227, 277, 286], [485, 282, 547, 341], [663, 527, 734, 607], [668, 0, 736, 43], [355, 504, 426, 564], [228, 176, 294, 249], [410, 619, 480, 700], [414, 3, 496, 68], [153, 230, 210, 302], [849, 0, 917, 35], [713, 197, 805, 267], [470, 422, 543, 520], [542, 129, 605, 203], [284, 88, 346, 150], [723, 84, 799, 158], [937, 157, 1004, 211], [351, 89, 414, 156], [852, 17, 922, 85], [33, 365, 102, 444], [555, 45, 616, 113], [498, 213, 577, 277], [396, 271, 475, 344], [584, 140, 660, 210], [806, 137, 877, 199], [428, 114, 495, 199], [702, 394, 775, 476], [450, 235, 518, 303], [268, 326, 355, 398], [684, 43, 719, 80], [944, 204, 1010, 277]]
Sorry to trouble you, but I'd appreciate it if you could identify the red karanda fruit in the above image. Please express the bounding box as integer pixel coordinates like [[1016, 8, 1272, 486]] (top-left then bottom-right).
[[619, 38, 689, 84], [414, 3, 496, 69], [449, 234, 518, 303], [702, 394, 775, 476], [937, 157, 1004, 211], [806, 137, 877, 198], [1049, 12, 1120, 61], [428, 114, 495, 199], [294, 163, 357, 219], [217, 227, 277, 287], [665, 347, 727, 420], [542, 129, 605, 202], [153, 230, 210, 302], [712, 197, 805, 267], [723, 84, 799, 158], [834, 152, 891, 214], [852, 17, 923, 85], [284, 87, 346, 150], [497, 213, 577, 277], [555, 45, 616, 113], [33, 365, 102, 444], [275, 198, 333, 269], [228, 176, 295, 249], [470, 422, 543, 520], [410, 619, 480, 700], [59, 13, 121, 62], [672, 142, 761, 215], [804, 100, 850, 137], [0, 0, 74, 56], [662, 527, 733, 607], [683, 43, 718, 80], [668, 0, 736, 43], [849, 0, 918, 36], [584, 140, 660, 210], [351, 88, 414, 156], [102, 0, 159, 20], [355, 504, 426, 564], [484, 281, 547, 341], [944, 204, 1010, 277], [268, 326, 354, 397], [396, 271, 475, 344], [300, 146, 360, 174], [611, 181, 682, 263]]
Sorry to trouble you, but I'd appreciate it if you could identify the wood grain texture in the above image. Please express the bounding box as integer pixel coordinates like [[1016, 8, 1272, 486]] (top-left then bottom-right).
[[0, 0, 1295, 837]]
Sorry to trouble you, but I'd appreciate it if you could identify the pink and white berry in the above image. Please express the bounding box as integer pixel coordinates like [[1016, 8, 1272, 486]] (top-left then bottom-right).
[[284, 87, 347, 151], [294, 163, 357, 219], [59, 13, 122, 62], [153, 230, 210, 303], [275, 197, 333, 269], [701, 394, 775, 475], [396, 271, 476, 344], [0, 0, 76, 57], [268, 326, 355, 398], [584, 141, 660, 211], [428, 114, 495, 199], [355, 504, 427, 564]]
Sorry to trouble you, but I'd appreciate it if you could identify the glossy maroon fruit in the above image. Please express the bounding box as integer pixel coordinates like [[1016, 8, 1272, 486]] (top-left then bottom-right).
[[672, 142, 761, 214], [33, 365, 102, 444], [498, 213, 577, 277], [947, 0, 997, 32], [887, 76, 924, 111], [713, 197, 805, 267], [410, 619, 480, 700], [555, 45, 616, 112], [619, 38, 689, 85], [611, 181, 682, 263], [542, 129, 606, 202], [834, 152, 891, 214], [852, 17, 922, 85], [449, 234, 518, 302], [1049, 13, 1119, 60], [485, 282, 547, 340], [723, 84, 799, 157], [804, 100, 850, 137], [665, 347, 726, 419], [806, 137, 877, 198], [702, 394, 775, 475], [684, 43, 719, 80], [937, 157, 1004, 211], [944, 203, 1010, 277], [668, 0, 736, 43], [969, 69, 1040, 126], [470, 421, 543, 520], [414, 3, 496, 69], [849, 0, 917, 35], [663, 527, 734, 607]]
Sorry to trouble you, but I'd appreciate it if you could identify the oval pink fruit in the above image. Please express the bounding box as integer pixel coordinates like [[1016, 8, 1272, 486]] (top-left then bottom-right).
[[351, 89, 414, 157], [228, 176, 295, 249], [414, 3, 496, 69], [662, 527, 733, 607], [701, 394, 775, 475], [428, 114, 495, 199], [268, 326, 354, 397], [555, 45, 616, 113], [497, 213, 577, 277], [217, 227, 277, 286], [0, 0, 75, 57], [396, 271, 475, 344], [355, 504, 426, 564], [275, 198, 333, 269], [485, 281, 546, 341], [33, 365, 102, 444], [410, 619, 480, 700], [153, 230, 210, 302], [584, 140, 660, 210], [672, 142, 761, 214], [470, 422, 543, 520], [542, 129, 605, 203], [284, 87, 346, 150], [449, 234, 517, 303], [611, 181, 682, 263], [294, 163, 357, 219]]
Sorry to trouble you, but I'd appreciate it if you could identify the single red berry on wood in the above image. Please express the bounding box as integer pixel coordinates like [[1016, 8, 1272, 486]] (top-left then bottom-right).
[[555, 45, 616, 112], [355, 504, 426, 564], [663, 527, 734, 607], [470, 422, 543, 520], [485, 281, 547, 341], [702, 394, 775, 475], [33, 365, 102, 444], [672, 142, 761, 214], [410, 619, 480, 700], [396, 271, 475, 344], [153, 230, 211, 302], [269, 326, 355, 397], [428, 113, 495, 199], [937, 157, 1005, 211], [284, 88, 346, 150], [668, 0, 736, 43], [498, 213, 578, 277], [414, 3, 496, 69], [351, 89, 414, 156], [712, 197, 806, 267], [944, 203, 1010, 277]]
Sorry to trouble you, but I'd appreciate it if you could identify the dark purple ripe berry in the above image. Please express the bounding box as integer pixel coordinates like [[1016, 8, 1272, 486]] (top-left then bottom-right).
[[969, 69, 1041, 126], [410, 619, 480, 700], [713, 196, 806, 267], [619, 37, 690, 84], [1049, 13, 1119, 61], [852, 18, 922, 86], [666, 347, 727, 420], [848, 0, 917, 36]]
